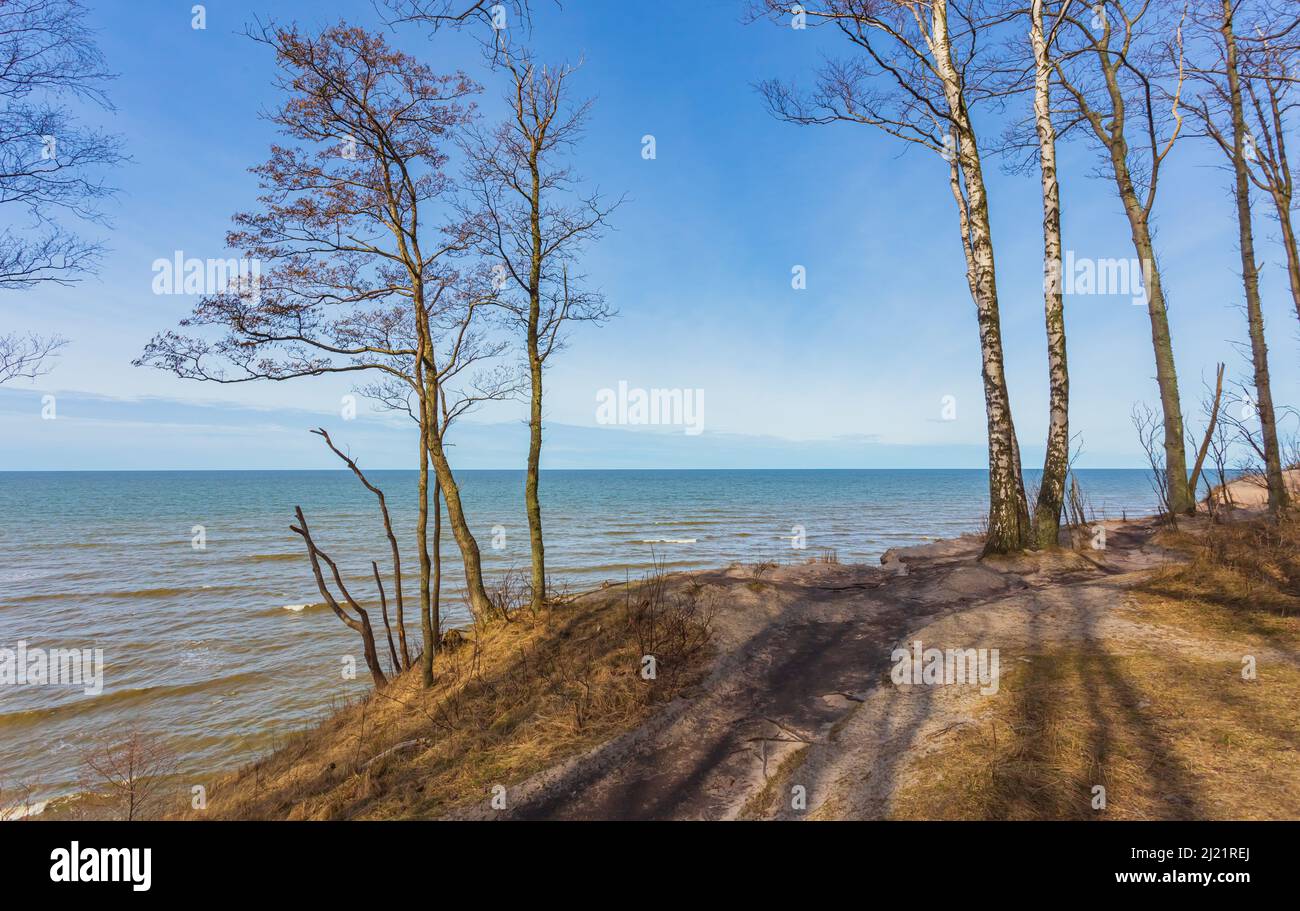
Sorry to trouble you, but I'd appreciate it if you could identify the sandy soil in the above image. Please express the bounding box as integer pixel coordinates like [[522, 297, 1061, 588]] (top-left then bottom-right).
[[1208, 468, 1300, 509], [449, 512, 1295, 820]]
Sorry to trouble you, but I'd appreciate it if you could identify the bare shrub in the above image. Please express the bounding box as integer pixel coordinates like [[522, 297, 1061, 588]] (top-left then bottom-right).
[[1133, 402, 1176, 526], [625, 562, 716, 701], [82, 730, 179, 821], [0, 781, 39, 821], [488, 565, 529, 622]]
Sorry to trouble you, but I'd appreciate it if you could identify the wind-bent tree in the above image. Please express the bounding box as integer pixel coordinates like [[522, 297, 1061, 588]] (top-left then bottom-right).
[[1051, 0, 1195, 514], [753, 0, 1032, 553], [464, 51, 617, 608], [0, 0, 123, 379], [1186, 0, 1289, 514], [137, 24, 503, 658]]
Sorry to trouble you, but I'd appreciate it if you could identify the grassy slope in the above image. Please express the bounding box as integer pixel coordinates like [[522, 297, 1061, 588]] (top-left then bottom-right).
[[185, 574, 713, 820]]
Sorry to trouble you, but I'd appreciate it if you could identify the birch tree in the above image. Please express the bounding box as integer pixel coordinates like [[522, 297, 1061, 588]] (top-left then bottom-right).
[[754, 0, 1032, 553], [1050, 0, 1195, 514], [1185, 0, 1289, 514], [1026, 0, 1075, 546]]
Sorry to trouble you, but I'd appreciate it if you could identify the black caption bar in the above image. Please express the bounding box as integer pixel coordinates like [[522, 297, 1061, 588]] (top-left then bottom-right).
[[0, 820, 1284, 897]]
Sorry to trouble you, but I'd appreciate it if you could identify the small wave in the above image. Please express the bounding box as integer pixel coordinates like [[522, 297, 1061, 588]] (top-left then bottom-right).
[[26, 541, 113, 550], [0, 799, 48, 820], [0, 671, 266, 729], [258, 602, 327, 617], [636, 538, 697, 545], [280, 602, 324, 613], [9, 586, 191, 602], [6, 583, 254, 604], [566, 559, 704, 576], [249, 553, 302, 563]]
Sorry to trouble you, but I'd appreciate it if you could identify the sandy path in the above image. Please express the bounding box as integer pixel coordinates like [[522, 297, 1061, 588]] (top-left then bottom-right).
[[455, 518, 1261, 820]]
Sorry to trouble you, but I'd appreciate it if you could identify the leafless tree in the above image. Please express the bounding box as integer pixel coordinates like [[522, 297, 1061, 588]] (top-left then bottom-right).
[[0, 0, 123, 288], [463, 50, 618, 609], [751, 0, 1032, 553], [1132, 400, 1175, 522], [0, 330, 65, 383], [1233, 0, 1300, 328], [360, 328, 520, 682], [1025, 0, 1075, 547], [0, 780, 38, 820], [135, 24, 505, 655], [290, 506, 391, 689], [0, 0, 123, 382], [1184, 0, 1290, 516], [1197, 364, 1235, 510], [312, 427, 410, 671], [1052, 0, 1195, 514], [81, 729, 178, 821], [1187, 360, 1225, 498], [382, 0, 537, 30], [1219, 378, 1299, 491]]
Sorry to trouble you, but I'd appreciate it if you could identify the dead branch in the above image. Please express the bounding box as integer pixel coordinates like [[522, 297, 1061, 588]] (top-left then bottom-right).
[[290, 506, 389, 690]]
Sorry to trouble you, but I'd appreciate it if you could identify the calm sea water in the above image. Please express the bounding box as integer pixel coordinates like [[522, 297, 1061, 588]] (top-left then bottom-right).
[[0, 468, 1157, 800]]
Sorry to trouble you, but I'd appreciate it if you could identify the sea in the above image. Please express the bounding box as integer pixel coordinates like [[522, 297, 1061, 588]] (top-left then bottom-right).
[[0, 468, 1159, 802]]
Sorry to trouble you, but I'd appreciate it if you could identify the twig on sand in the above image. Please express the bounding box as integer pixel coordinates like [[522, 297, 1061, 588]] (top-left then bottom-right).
[[758, 717, 815, 744]]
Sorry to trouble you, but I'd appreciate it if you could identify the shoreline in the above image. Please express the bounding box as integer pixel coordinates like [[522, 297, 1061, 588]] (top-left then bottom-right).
[[16, 473, 1294, 821], [166, 473, 1296, 820]]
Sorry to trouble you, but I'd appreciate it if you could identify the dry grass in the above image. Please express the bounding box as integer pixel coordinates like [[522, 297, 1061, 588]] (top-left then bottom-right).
[[182, 568, 714, 820], [1139, 514, 1300, 635], [889, 647, 1300, 820], [888, 512, 1300, 821]]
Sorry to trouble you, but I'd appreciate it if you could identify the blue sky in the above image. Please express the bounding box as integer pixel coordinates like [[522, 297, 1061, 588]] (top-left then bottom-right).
[[2, 0, 1296, 470]]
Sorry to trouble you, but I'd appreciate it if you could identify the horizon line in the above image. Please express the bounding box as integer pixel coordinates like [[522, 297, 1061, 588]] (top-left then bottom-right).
[[0, 466, 1155, 473]]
